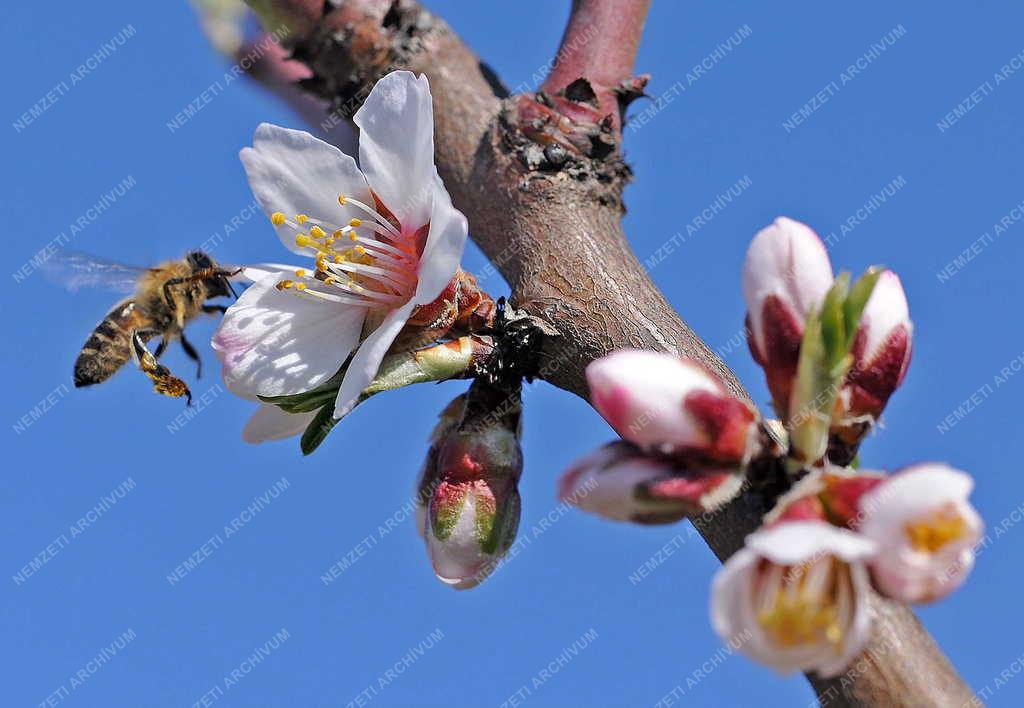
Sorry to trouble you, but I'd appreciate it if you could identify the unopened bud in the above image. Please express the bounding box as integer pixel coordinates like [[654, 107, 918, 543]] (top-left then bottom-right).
[[742, 217, 834, 421], [420, 380, 523, 589], [559, 441, 745, 524], [831, 270, 913, 461], [586, 350, 760, 465]]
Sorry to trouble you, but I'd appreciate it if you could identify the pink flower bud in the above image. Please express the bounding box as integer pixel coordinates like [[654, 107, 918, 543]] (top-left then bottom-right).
[[419, 383, 523, 590], [742, 217, 834, 419], [426, 475, 521, 590], [844, 270, 913, 422], [558, 442, 744, 524], [586, 350, 760, 464], [711, 521, 876, 678], [857, 464, 982, 604]]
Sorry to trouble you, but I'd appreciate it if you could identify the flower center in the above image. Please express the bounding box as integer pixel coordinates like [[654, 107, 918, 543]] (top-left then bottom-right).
[[755, 558, 850, 653], [904, 505, 967, 553], [267, 193, 422, 310]]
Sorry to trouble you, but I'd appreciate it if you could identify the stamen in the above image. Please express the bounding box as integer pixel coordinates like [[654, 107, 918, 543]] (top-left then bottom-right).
[[338, 193, 402, 238], [296, 214, 309, 225], [271, 212, 286, 226]]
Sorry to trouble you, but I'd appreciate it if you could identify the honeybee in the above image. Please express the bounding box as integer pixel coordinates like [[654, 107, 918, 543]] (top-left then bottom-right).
[[46, 251, 240, 404]]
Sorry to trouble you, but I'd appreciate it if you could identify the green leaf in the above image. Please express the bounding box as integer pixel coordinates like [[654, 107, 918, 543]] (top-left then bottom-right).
[[843, 266, 883, 351]]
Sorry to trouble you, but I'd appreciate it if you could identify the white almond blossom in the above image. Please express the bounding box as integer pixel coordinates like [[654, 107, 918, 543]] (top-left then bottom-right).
[[212, 71, 467, 440], [858, 464, 982, 603], [711, 521, 876, 677]]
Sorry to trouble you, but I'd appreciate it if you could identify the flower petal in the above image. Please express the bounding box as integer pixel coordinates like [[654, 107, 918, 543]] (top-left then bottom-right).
[[747, 521, 877, 566], [413, 176, 468, 305], [354, 71, 436, 226], [212, 272, 366, 400], [333, 300, 417, 419], [858, 269, 911, 363], [243, 405, 316, 443], [239, 263, 305, 283], [742, 216, 834, 356], [240, 123, 372, 255]]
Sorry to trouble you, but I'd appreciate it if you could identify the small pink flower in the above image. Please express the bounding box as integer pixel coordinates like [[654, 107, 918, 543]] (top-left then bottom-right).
[[858, 464, 982, 604], [586, 350, 760, 464], [843, 270, 913, 423], [558, 442, 743, 524], [742, 217, 834, 419], [711, 521, 876, 677], [417, 392, 522, 590]]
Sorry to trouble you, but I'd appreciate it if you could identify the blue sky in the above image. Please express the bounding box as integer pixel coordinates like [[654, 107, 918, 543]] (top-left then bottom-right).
[[2, 1, 1023, 706]]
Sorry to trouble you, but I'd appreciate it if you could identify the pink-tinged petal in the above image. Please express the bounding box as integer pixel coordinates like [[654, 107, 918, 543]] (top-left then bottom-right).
[[354, 71, 436, 227], [742, 217, 833, 356], [412, 177, 468, 306], [240, 123, 372, 255], [859, 464, 982, 603], [332, 300, 417, 419], [845, 270, 913, 420], [711, 521, 876, 678], [586, 350, 719, 449], [586, 350, 759, 461], [747, 521, 877, 566], [242, 405, 316, 443], [212, 272, 366, 401], [560, 452, 674, 522], [857, 270, 910, 364]]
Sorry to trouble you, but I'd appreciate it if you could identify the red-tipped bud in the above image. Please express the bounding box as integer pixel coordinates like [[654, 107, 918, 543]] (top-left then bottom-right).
[[558, 441, 745, 524], [742, 217, 834, 419], [844, 270, 913, 421], [419, 382, 523, 590], [586, 350, 761, 465]]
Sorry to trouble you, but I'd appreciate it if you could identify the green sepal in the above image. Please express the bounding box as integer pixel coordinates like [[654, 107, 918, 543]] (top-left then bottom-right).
[[787, 267, 883, 464], [300, 403, 339, 456]]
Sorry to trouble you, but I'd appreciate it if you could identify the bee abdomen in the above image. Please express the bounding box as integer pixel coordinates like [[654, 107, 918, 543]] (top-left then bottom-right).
[[74, 301, 153, 388]]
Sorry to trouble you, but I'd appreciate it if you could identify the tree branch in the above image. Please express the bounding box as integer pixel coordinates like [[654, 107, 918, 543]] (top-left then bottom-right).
[[241, 1, 975, 705]]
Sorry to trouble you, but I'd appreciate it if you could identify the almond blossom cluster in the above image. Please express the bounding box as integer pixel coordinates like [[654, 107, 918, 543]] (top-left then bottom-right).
[[559, 217, 982, 678]]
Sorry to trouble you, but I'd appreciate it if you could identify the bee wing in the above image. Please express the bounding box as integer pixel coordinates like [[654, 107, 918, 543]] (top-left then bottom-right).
[[39, 251, 148, 294]]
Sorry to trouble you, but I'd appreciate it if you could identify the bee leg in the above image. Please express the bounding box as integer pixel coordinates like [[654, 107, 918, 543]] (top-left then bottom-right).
[[179, 333, 202, 379], [201, 304, 228, 315], [131, 330, 193, 405], [153, 337, 169, 359]]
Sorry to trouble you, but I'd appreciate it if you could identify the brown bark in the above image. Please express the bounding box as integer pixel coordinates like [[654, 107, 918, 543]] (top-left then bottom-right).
[[241, 1, 975, 705]]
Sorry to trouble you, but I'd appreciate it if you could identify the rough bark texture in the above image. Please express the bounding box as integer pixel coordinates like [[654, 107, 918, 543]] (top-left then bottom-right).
[[242, 1, 975, 705]]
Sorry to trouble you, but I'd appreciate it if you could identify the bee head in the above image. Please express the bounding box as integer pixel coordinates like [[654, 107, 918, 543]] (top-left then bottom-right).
[[185, 251, 215, 271]]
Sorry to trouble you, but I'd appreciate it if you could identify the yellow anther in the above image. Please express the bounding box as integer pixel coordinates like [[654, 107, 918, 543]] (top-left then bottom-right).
[[324, 276, 337, 285], [295, 269, 307, 277], [354, 245, 367, 256], [295, 282, 307, 291], [309, 225, 326, 238], [905, 508, 967, 553], [275, 279, 295, 290], [295, 234, 318, 249], [333, 230, 344, 238], [296, 214, 309, 225], [338, 194, 347, 205], [271, 212, 286, 226], [349, 231, 358, 241], [325, 237, 336, 247], [349, 218, 362, 228], [333, 254, 343, 263]]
